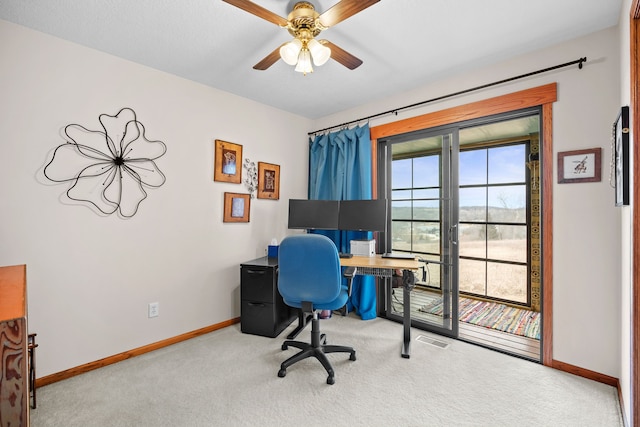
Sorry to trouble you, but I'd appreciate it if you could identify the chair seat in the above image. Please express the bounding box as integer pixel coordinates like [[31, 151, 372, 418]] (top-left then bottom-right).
[[282, 288, 349, 312]]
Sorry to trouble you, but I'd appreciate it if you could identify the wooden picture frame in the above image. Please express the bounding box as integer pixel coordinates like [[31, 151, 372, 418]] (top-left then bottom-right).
[[557, 148, 601, 184], [214, 140, 242, 183], [223, 192, 250, 222], [257, 162, 280, 200], [614, 106, 630, 206]]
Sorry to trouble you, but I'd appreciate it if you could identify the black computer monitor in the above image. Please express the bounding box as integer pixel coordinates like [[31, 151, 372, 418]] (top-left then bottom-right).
[[338, 199, 387, 232], [287, 199, 340, 230]]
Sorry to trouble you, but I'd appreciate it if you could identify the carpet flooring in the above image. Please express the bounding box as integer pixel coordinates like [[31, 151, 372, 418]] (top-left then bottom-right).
[[419, 297, 540, 340], [29, 314, 621, 427]]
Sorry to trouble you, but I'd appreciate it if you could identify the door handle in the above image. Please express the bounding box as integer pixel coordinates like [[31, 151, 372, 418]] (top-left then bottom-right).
[[450, 224, 458, 245]]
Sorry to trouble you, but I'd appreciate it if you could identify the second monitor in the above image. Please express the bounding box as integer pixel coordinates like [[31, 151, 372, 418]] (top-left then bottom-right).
[[337, 199, 387, 232]]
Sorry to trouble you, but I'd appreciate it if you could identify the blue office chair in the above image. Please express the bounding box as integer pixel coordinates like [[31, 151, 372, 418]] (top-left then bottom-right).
[[277, 234, 357, 385]]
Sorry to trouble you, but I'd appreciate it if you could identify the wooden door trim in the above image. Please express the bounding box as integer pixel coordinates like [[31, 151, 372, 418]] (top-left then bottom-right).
[[630, 1, 640, 425], [370, 83, 557, 141]]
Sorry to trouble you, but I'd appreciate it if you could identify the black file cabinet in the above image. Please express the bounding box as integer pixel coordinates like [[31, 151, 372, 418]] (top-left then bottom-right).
[[240, 257, 295, 338]]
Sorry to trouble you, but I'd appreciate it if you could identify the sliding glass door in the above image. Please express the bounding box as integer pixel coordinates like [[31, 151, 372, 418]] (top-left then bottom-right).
[[378, 128, 459, 337], [377, 109, 542, 357]]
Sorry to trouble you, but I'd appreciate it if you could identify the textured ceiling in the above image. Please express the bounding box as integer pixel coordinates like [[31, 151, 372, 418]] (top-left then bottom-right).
[[0, 0, 623, 119]]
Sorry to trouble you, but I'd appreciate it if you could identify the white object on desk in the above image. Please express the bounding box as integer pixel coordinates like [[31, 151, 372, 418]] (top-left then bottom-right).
[[350, 239, 375, 257]]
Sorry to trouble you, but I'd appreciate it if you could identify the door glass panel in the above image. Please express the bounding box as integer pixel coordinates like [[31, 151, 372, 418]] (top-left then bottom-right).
[[488, 225, 527, 263], [413, 156, 440, 187], [488, 185, 526, 222], [392, 189, 412, 200], [459, 187, 486, 222], [459, 224, 486, 258], [413, 188, 440, 199], [392, 158, 412, 188], [422, 255, 442, 289], [488, 145, 526, 183], [391, 220, 411, 250], [412, 223, 440, 254], [413, 200, 440, 220], [459, 149, 487, 185], [459, 259, 485, 295], [487, 262, 527, 303], [391, 200, 411, 219]]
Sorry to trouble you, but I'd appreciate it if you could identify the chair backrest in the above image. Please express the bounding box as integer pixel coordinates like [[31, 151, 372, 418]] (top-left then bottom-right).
[[277, 234, 341, 306]]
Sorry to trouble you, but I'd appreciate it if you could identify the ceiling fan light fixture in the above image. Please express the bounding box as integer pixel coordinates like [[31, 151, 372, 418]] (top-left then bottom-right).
[[295, 48, 313, 74], [308, 39, 331, 66], [280, 38, 302, 65]]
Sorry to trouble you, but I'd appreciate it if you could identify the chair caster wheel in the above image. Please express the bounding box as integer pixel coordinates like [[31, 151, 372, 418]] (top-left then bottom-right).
[[350, 352, 356, 361], [281, 343, 288, 351], [327, 376, 335, 385], [278, 369, 286, 378]]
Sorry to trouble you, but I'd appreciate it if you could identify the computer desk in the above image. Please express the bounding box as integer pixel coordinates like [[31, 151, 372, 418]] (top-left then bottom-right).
[[340, 255, 420, 359], [284, 254, 420, 358]]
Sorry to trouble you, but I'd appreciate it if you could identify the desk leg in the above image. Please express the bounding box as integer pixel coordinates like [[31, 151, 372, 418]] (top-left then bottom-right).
[[402, 284, 411, 358], [287, 311, 312, 339]]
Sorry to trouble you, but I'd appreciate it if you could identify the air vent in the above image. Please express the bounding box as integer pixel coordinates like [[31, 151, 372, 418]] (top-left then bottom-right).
[[416, 335, 450, 349]]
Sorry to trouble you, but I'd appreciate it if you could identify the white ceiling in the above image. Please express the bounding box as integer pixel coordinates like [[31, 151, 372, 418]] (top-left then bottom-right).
[[0, 0, 623, 119]]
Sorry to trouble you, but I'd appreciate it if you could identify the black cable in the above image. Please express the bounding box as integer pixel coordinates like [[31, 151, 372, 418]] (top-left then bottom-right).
[[308, 57, 586, 136]]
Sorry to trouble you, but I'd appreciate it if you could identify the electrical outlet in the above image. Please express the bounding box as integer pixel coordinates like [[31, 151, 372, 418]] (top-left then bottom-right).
[[148, 302, 159, 318]]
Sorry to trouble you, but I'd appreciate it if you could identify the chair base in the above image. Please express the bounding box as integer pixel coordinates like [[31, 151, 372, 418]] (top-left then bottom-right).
[[278, 315, 356, 385]]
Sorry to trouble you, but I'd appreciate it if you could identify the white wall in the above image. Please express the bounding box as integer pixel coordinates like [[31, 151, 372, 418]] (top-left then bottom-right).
[[313, 27, 622, 378], [0, 20, 311, 377], [618, 0, 633, 422]]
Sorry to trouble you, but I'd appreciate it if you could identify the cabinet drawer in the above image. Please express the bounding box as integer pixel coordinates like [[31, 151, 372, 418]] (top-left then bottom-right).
[[241, 300, 279, 337], [241, 267, 276, 302]]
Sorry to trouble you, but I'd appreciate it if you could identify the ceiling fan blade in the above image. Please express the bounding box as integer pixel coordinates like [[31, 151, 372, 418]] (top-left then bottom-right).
[[318, 0, 380, 28], [253, 45, 283, 70], [222, 0, 288, 27], [322, 41, 363, 70]]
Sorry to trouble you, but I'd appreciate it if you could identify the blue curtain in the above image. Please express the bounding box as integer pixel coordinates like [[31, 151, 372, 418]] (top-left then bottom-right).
[[308, 124, 377, 320]]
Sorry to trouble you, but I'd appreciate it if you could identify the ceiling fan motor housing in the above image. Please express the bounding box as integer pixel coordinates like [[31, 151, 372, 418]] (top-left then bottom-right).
[[287, 1, 324, 39]]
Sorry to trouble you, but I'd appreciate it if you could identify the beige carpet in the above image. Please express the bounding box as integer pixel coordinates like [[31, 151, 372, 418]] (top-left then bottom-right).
[[30, 314, 622, 427]]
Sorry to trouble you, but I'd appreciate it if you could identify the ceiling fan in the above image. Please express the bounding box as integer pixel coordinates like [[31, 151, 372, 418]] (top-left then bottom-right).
[[222, 0, 380, 74]]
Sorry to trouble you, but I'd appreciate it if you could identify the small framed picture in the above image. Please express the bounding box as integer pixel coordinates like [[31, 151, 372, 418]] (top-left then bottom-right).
[[614, 106, 630, 206], [214, 140, 242, 183], [557, 148, 601, 184], [223, 192, 250, 222], [257, 162, 280, 200]]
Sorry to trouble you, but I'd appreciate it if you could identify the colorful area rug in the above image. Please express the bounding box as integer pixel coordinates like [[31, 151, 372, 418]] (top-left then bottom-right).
[[419, 297, 540, 340]]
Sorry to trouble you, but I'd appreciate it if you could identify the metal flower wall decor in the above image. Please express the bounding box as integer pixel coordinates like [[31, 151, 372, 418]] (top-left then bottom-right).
[[44, 108, 167, 217]]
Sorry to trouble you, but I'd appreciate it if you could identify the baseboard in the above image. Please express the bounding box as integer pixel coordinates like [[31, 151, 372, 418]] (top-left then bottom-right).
[[551, 359, 618, 387], [616, 379, 629, 427], [35, 317, 241, 388], [551, 359, 626, 424]]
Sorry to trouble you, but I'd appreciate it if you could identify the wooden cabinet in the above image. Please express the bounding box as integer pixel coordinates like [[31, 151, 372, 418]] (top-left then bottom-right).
[[0, 265, 28, 427], [240, 257, 295, 338]]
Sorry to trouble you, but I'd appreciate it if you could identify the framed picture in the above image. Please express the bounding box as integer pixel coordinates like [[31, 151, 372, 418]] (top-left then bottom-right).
[[614, 106, 630, 206], [557, 148, 601, 184], [257, 162, 280, 200], [223, 192, 250, 222], [214, 140, 242, 183]]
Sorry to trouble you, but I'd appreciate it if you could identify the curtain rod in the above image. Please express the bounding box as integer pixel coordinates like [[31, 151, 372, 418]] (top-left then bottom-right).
[[308, 56, 587, 136]]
